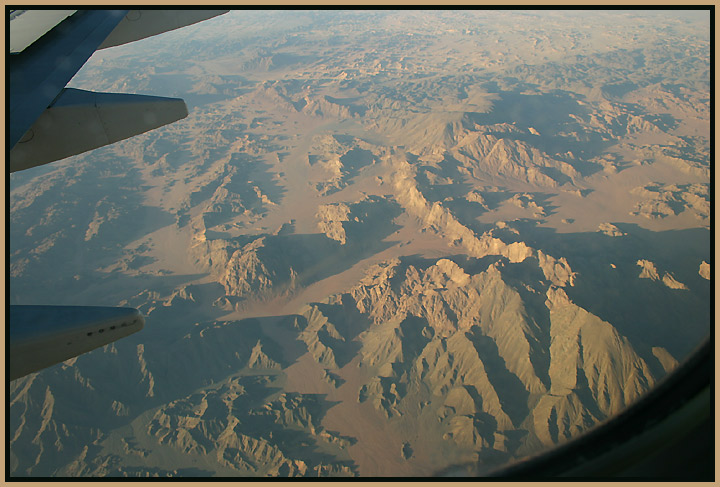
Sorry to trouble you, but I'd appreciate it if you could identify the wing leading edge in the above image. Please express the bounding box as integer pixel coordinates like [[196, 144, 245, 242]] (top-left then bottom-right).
[[9, 306, 145, 381]]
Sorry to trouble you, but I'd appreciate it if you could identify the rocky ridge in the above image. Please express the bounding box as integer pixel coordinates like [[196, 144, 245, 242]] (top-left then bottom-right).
[[631, 182, 709, 226], [295, 255, 662, 460], [636, 259, 688, 290], [391, 157, 574, 287]]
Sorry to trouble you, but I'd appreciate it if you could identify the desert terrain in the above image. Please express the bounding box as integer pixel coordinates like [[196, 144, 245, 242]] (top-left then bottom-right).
[[9, 10, 710, 477]]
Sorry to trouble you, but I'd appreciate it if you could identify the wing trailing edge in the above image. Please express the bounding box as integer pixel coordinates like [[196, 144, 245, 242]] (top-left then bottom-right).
[[98, 10, 229, 50], [10, 88, 188, 172], [9, 9, 77, 54], [9, 10, 129, 150], [8, 9, 228, 171]]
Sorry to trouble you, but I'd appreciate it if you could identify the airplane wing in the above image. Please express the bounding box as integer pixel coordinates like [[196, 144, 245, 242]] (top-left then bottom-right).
[[8, 9, 228, 380], [9, 9, 228, 172], [9, 306, 145, 381]]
